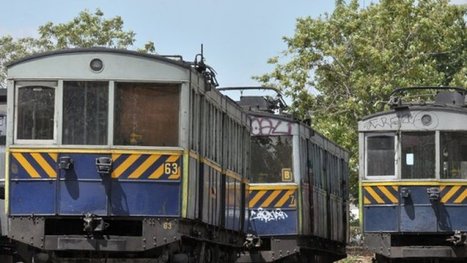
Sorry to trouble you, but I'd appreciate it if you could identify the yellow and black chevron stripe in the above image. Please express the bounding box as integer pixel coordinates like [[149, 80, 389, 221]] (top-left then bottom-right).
[[441, 185, 467, 204], [363, 185, 399, 205], [111, 153, 181, 180], [11, 152, 58, 179], [248, 189, 297, 209]]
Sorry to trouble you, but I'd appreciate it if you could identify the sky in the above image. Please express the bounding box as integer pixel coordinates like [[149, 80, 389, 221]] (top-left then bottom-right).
[[0, 0, 465, 87], [0, 0, 339, 87]]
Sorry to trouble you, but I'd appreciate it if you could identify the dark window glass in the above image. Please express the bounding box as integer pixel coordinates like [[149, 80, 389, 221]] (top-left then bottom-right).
[[401, 132, 435, 179], [367, 135, 395, 176], [250, 136, 293, 183], [440, 132, 467, 179], [0, 115, 6, 145], [17, 86, 55, 140], [62, 81, 108, 145], [114, 83, 180, 146]]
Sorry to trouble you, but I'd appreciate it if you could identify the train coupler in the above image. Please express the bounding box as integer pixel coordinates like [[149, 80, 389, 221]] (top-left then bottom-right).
[[83, 213, 109, 234], [243, 234, 262, 249], [446, 230, 467, 246]]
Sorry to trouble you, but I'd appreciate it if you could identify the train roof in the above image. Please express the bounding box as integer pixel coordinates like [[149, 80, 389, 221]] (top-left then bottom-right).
[[6, 47, 193, 69], [360, 86, 467, 121], [361, 104, 467, 121], [5, 47, 220, 92]]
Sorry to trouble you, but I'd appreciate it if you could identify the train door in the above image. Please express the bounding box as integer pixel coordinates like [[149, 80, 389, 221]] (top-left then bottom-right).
[[248, 133, 298, 236], [438, 131, 467, 232], [56, 81, 111, 216], [398, 131, 437, 232], [362, 133, 399, 232]]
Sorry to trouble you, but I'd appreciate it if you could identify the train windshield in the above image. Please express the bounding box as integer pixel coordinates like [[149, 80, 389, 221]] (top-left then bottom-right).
[[14, 81, 180, 146], [401, 132, 435, 179], [62, 81, 108, 145], [366, 132, 437, 179], [250, 135, 293, 183], [440, 132, 467, 179]]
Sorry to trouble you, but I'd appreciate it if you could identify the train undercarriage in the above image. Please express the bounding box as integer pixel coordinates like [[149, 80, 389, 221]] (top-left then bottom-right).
[[2, 217, 243, 263]]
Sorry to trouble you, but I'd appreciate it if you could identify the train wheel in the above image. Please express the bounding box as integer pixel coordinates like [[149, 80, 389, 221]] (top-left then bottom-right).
[[204, 245, 220, 263], [171, 253, 189, 263]]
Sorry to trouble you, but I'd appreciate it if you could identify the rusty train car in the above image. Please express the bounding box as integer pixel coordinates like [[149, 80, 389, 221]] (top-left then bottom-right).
[[2, 48, 250, 263], [220, 87, 350, 262], [359, 87, 467, 262]]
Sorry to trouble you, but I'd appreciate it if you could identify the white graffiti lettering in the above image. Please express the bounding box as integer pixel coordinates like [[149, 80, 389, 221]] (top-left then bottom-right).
[[250, 117, 292, 135], [250, 208, 289, 222]]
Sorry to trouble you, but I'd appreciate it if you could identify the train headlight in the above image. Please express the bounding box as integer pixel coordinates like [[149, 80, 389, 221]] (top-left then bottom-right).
[[421, 114, 432, 126], [90, 58, 104, 72]]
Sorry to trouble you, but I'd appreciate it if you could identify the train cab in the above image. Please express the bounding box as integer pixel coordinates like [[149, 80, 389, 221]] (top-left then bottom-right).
[[4, 48, 250, 262], [220, 87, 349, 262], [359, 87, 467, 262]]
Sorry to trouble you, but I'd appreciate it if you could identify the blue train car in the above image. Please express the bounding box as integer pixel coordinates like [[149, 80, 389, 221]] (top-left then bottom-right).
[[220, 87, 349, 262], [359, 87, 467, 262], [4, 48, 250, 262]]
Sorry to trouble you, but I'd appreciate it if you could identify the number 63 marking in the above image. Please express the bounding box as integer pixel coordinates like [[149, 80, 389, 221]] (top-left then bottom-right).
[[164, 162, 179, 175]]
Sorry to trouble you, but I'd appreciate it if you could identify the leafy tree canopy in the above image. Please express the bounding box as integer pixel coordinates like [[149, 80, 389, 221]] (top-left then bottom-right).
[[256, 0, 466, 200], [0, 9, 155, 86]]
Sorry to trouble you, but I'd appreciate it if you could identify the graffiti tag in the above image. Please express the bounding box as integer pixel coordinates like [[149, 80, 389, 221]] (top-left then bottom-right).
[[250, 208, 288, 222], [362, 111, 438, 130], [250, 117, 292, 136]]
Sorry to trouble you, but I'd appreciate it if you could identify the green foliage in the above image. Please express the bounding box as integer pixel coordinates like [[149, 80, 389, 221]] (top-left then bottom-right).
[[0, 9, 155, 87], [256, 0, 466, 200]]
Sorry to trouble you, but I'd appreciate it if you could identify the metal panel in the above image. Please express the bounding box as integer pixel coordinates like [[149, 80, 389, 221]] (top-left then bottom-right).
[[359, 109, 467, 132], [248, 185, 298, 236], [319, 189, 328, 238], [440, 206, 467, 231], [110, 181, 180, 216], [59, 180, 107, 215], [10, 181, 56, 215], [8, 51, 189, 83], [225, 176, 234, 230], [110, 153, 182, 216], [58, 153, 108, 215], [186, 156, 199, 219], [364, 206, 398, 232], [312, 187, 320, 236], [249, 210, 298, 236], [10, 151, 57, 215], [400, 205, 437, 232], [400, 186, 437, 232]]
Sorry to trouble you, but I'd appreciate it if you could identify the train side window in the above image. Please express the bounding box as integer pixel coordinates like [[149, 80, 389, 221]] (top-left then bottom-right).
[[0, 115, 5, 145], [401, 132, 435, 179], [17, 85, 55, 140], [440, 132, 467, 179], [250, 135, 293, 183], [114, 83, 180, 146], [62, 81, 108, 145], [366, 135, 395, 177]]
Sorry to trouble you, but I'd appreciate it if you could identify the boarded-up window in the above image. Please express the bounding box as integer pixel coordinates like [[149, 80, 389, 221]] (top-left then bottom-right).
[[114, 83, 180, 146]]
